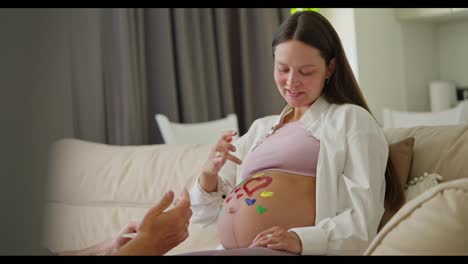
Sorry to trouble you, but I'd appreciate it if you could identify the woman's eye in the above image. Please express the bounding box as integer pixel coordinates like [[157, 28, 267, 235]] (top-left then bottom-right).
[[301, 72, 313, 76], [278, 68, 289, 73]]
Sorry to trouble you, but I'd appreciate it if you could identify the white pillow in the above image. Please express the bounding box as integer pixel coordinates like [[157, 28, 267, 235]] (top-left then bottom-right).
[[405, 172, 443, 202]]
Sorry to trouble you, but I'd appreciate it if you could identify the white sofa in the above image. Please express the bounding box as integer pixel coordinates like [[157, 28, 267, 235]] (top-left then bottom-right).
[[44, 125, 468, 255]]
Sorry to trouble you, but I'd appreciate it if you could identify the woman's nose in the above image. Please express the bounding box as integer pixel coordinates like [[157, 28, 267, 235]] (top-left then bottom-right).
[[286, 73, 300, 86]]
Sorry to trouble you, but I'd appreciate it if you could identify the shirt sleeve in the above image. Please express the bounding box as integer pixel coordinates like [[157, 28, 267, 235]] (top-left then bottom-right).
[[189, 135, 245, 229], [290, 119, 388, 255]]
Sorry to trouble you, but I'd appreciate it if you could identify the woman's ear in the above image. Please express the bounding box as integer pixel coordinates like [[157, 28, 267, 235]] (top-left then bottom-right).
[[327, 58, 336, 78]]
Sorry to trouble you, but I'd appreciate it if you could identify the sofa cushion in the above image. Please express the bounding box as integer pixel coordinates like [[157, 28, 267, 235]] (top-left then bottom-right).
[[365, 178, 468, 255], [388, 137, 415, 188], [378, 137, 415, 231], [383, 125, 468, 182]]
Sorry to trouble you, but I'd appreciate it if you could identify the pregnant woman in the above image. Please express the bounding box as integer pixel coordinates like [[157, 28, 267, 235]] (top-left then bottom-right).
[[189, 11, 402, 256]]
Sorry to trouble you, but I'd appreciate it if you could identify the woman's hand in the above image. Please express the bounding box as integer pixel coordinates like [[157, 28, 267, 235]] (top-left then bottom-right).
[[200, 130, 242, 192], [249, 226, 302, 254]]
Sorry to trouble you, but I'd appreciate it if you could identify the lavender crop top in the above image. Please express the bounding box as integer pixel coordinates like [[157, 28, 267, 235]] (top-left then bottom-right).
[[240, 120, 320, 181]]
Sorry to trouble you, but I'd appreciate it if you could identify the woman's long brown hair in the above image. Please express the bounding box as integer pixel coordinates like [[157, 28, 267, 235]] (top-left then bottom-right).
[[272, 11, 405, 212]]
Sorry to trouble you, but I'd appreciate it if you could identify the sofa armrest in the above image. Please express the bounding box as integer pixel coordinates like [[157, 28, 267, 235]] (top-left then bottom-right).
[[364, 178, 468, 255]]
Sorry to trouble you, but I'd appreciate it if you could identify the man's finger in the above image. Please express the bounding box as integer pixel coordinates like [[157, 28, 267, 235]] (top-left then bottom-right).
[[179, 188, 190, 203], [174, 189, 191, 211], [147, 190, 174, 216], [125, 221, 139, 233]]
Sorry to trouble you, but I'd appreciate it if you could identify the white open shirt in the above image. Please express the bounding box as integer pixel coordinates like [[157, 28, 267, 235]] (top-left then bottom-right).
[[190, 96, 388, 255]]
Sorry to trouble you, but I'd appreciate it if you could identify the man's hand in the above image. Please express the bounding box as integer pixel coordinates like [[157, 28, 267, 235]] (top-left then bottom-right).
[[114, 189, 192, 255]]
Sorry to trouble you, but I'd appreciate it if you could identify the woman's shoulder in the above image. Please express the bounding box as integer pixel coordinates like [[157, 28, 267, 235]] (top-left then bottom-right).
[[330, 103, 375, 123], [327, 103, 383, 134]]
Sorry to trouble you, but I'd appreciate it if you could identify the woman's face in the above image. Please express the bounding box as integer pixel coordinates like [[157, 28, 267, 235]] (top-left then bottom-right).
[[274, 40, 334, 109]]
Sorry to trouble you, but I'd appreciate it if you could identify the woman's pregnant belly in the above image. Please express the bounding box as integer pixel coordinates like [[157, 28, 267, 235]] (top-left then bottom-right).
[[217, 170, 316, 249]]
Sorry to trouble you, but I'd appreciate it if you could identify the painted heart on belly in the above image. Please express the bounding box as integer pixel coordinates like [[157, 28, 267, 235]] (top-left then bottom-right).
[[245, 198, 256, 206], [242, 176, 273, 197]]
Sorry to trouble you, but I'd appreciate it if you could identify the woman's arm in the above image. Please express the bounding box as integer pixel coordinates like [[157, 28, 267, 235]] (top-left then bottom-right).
[[190, 133, 245, 228]]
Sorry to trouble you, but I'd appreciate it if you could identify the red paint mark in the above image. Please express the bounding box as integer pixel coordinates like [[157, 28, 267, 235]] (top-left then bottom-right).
[[236, 193, 243, 199], [234, 187, 241, 193], [243, 176, 273, 197], [226, 195, 233, 203]]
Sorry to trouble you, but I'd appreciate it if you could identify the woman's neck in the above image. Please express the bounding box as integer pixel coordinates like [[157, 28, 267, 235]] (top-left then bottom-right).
[[284, 108, 303, 123]]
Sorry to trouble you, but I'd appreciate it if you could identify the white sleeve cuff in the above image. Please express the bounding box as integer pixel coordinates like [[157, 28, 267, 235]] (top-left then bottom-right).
[[289, 226, 329, 255], [191, 176, 229, 202]]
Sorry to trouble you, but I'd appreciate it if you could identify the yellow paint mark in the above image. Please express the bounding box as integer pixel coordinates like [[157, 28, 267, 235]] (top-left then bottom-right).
[[260, 191, 274, 198], [253, 173, 264, 178]]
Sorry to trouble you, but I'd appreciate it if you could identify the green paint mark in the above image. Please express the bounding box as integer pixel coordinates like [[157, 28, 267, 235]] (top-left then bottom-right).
[[257, 205, 267, 215]]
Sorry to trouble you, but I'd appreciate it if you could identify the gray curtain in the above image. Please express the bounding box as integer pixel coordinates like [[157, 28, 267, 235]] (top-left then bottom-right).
[[101, 9, 149, 145], [145, 8, 290, 144], [70, 8, 290, 145], [69, 9, 149, 145]]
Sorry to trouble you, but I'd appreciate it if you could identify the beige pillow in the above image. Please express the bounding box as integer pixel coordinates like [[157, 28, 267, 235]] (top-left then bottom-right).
[[365, 178, 468, 255], [378, 137, 415, 231]]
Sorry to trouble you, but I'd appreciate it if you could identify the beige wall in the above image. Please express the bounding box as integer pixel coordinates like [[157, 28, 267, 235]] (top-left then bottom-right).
[[353, 8, 406, 123], [321, 8, 360, 82], [438, 20, 468, 87], [325, 8, 463, 121], [400, 22, 439, 112]]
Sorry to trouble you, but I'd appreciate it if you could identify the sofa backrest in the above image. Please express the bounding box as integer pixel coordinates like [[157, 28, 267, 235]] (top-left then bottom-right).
[[383, 125, 468, 183], [45, 139, 215, 254]]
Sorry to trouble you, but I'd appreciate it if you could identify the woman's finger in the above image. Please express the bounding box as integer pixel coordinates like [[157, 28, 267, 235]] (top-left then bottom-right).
[[219, 131, 237, 142], [215, 141, 236, 153], [267, 243, 289, 251], [255, 227, 277, 240], [215, 131, 237, 148], [225, 153, 242, 165], [255, 236, 277, 247]]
